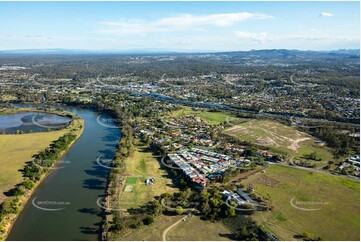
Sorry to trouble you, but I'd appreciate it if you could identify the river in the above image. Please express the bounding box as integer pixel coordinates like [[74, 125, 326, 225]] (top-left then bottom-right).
[[6, 104, 121, 240]]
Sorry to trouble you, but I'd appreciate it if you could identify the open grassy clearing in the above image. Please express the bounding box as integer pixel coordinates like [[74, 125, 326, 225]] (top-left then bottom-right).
[[169, 106, 238, 125], [242, 164, 360, 241], [167, 215, 233, 241], [0, 116, 83, 203], [0, 95, 17, 102], [119, 215, 184, 240], [119, 214, 232, 241], [119, 141, 177, 210], [78, 97, 92, 102], [223, 120, 334, 166]]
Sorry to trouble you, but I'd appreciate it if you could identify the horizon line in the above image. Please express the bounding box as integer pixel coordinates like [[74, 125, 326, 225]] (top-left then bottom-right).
[[0, 48, 359, 54]]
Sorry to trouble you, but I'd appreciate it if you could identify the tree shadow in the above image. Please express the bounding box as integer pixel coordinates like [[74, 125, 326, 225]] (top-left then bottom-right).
[[79, 221, 103, 239], [83, 178, 105, 190], [79, 226, 99, 235], [101, 133, 120, 143], [78, 207, 102, 216], [126, 202, 153, 216], [84, 165, 108, 179], [218, 233, 238, 240]]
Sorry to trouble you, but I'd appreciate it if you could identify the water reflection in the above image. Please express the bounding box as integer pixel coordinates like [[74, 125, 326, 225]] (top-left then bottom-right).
[[0, 112, 71, 134]]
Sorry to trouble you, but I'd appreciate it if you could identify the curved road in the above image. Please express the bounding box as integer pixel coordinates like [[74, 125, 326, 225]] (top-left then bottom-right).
[[162, 215, 189, 241]]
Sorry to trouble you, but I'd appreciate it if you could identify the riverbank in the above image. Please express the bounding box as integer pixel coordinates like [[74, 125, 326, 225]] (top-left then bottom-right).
[[0, 106, 75, 118], [0, 108, 84, 240], [101, 134, 126, 240]]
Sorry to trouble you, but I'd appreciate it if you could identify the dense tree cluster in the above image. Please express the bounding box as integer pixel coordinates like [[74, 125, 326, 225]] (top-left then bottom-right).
[[313, 127, 358, 157]]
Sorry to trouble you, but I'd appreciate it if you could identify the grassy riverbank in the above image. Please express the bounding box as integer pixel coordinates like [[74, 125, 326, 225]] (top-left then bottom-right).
[[0, 108, 84, 240]]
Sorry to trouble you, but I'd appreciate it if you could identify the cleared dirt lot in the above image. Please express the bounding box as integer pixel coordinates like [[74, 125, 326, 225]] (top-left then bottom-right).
[[223, 120, 334, 166]]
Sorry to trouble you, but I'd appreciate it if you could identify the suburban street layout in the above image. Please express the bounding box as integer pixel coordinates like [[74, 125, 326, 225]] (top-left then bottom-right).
[[0, 1, 359, 242]]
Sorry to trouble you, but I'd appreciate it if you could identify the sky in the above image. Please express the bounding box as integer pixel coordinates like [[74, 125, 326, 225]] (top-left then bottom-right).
[[0, 1, 359, 52]]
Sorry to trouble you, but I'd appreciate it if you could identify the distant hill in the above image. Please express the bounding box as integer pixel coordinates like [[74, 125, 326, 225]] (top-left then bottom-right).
[[326, 49, 360, 55], [0, 48, 359, 56], [216, 49, 360, 58]]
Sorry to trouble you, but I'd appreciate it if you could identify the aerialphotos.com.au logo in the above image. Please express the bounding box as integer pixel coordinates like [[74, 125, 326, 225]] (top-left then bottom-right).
[[96, 156, 124, 170], [32, 197, 71, 211], [225, 197, 257, 212], [96, 114, 121, 129], [31, 114, 69, 129], [32, 159, 71, 170], [290, 197, 329, 211]]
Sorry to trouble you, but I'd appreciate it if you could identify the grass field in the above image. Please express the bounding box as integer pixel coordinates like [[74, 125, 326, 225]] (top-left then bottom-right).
[[119, 215, 184, 240], [223, 120, 334, 165], [167, 215, 233, 241], [119, 141, 177, 210], [242, 164, 360, 241], [170, 106, 238, 125], [119, 214, 232, 241]]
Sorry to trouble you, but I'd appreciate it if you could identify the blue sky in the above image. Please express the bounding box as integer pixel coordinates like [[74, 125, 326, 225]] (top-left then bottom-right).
[[0, 1, 359, 51]]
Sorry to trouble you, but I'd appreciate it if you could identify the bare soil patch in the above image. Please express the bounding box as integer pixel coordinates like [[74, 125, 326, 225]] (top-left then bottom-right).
[[253, 174, 280, 187]]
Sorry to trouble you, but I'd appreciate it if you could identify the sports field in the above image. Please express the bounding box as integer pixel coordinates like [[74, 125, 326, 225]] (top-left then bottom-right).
[[243, 164, 360, 241], [223, 120, 334, 165], [170, 106, 238, 125], [126, 177, 137, 184], [118, 141, 177, 210]]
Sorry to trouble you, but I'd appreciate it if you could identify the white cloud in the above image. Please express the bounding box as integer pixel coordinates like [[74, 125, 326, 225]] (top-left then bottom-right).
[[157, 12, 273, 27], [319, 12, 334, 17], [234, 31, 272, 42], [234, 31, 358, 44], [99, 12, 274, 35], [23, 35, 43, 38]]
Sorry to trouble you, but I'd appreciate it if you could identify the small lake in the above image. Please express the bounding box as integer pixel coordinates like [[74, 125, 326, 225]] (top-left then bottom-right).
[[0, 112, 71, 134]]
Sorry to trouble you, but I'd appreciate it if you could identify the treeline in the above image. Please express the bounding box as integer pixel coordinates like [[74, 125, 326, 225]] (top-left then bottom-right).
[[23, 133, 77, 181], [312, 127, 358, 157]]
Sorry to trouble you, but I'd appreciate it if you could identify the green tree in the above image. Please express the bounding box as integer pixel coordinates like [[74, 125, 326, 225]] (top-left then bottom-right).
[[176, 206, 184, 215]]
